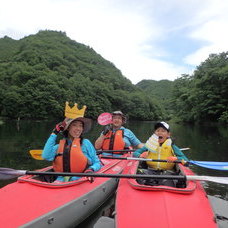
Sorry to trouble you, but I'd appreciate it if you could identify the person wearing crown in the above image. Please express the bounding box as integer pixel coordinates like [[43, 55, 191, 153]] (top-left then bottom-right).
[[133, 121, 189, 186], [42, 103, 101, 182], [95, 111, 144, 156]]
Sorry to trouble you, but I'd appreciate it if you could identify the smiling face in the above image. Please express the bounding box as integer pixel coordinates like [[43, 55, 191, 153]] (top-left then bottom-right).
[[155, 127, 170, 144], [112, 115, 123, 129], [68, 120, 84, 139]]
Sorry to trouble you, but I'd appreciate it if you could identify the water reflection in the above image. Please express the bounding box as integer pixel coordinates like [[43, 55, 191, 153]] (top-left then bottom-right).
[[0, 120, 228, 198]]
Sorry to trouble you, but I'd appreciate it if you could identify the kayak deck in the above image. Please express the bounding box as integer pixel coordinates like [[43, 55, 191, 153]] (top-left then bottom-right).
[[0, 156, 129, 228], [115, 161, 217, 228]]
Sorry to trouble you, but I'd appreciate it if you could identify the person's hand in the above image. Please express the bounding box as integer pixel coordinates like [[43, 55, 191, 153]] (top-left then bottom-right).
[[181, 160, 189, 166], [140, 152, 148, 158], [167, 156, 178, 163], [102, 125, 112, 135], [52, 120, 67, 135], [84, 169, 94, 183]]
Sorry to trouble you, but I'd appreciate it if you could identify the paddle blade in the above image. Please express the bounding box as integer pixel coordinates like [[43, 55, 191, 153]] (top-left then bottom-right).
[[187, 175, 228, 185], [97, 113, 112, 125], [0, 168, 26, 180], [180, 147, 190, 151], [29, 150, 44, 160], [189, 160, 228, 171]]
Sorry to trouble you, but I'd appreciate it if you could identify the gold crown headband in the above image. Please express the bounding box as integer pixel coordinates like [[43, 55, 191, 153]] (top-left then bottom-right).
[[64, 101, 87, 119]]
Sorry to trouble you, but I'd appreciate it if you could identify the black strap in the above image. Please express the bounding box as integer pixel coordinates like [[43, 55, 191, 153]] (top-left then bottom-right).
[[62, 141, 71, 172], [108, 129, 124, 151], [109, 132, 115, 150]]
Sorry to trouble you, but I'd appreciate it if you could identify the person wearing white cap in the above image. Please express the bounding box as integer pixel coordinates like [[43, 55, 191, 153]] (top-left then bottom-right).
[[95, 111, 143, 156], [42, 117, 101, 182], [133, 121, 189, 186]]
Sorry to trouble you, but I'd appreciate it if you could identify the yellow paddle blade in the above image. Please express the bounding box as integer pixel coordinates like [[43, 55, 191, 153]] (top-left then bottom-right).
[[29, 150, 43, 160]]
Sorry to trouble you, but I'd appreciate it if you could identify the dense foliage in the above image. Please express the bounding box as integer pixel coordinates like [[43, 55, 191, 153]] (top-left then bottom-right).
[[0, 30, 164, 120], [1, 30, 227, 123], [172, 53, 228, 123], [136, 80, 173, 119]]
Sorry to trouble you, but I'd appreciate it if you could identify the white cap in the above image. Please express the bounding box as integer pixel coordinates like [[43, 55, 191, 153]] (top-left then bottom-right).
[[154, 121, 170, 131]]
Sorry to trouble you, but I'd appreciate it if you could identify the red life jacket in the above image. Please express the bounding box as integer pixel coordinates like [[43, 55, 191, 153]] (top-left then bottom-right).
[[53, 138, 88, 173], [102, 129, 125, 153]]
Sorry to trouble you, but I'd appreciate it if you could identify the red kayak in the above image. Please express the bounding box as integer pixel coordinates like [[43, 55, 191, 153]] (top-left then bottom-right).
[[0, 155, 129, 228], [115, 160, 218, 228]]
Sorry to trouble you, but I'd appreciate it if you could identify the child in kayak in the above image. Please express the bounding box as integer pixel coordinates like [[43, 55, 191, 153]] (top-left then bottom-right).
[[95, 111, 143, 156], [42, 117, 101, 182], [133, 121, 189, 186]]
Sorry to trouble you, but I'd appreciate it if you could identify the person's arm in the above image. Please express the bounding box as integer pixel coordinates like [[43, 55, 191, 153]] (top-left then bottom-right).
[[42, 134, 59, 161], [124, 129, 144, 148], [94, 134, 106, 150], [136, 143, 144, 149], [133, 146, 148, 157], [82, 139, 102, 172], [94, 125, 112, 149], [172, 144, 189, 161]]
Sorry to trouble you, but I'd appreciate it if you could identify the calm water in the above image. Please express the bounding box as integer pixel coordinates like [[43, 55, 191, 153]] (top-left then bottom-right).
[[0, 120, 228, 226]]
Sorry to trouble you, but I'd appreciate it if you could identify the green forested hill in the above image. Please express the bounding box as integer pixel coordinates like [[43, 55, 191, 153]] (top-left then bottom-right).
[[0, 36, 20, 60], [172, 53, 228, 123], [136, 79, 173, 119], [0, 30, 163, 120], [1, 30, 227, 123], [136, 79, 173, 98], [137, 54, 228, 124]]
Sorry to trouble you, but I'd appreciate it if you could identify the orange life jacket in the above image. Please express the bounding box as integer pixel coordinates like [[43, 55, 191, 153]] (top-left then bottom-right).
[[53, 138, 88, 173], [102, 129, 125, 152]]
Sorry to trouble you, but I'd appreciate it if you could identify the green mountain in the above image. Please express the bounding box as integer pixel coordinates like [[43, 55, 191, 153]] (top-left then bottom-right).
[[0, 36, 20, 60], [0, 30, 163, 120], [136, 79, 173, 119], [136, 79, 173, 100]]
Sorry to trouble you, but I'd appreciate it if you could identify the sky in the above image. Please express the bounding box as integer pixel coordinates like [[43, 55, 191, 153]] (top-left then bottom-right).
[[1, 0, 228, 84]]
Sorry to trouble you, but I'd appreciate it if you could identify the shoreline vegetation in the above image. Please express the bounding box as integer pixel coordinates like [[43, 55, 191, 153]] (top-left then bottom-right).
[[0, 30, 227, 124]]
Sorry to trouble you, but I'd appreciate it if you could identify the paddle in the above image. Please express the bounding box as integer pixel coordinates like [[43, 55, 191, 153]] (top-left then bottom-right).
[[179, 147, 190, 151], [101, 156, 228, 171], [29, 149, 136, 160], [30, 148, 190, 161], [0, 167, 228, 184], [96, 149, 136, 155], [29, 150, 44, 160]]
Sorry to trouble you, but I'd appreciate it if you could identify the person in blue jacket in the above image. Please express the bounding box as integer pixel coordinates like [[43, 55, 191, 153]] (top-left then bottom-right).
[[42, 117, 101, 182], [95, 111, 143, 156]]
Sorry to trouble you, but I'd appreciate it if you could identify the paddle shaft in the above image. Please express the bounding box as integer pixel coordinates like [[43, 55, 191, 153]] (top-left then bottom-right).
[[55, 151, 134, 157], [101, 156, 184, 163], [29, 150, 228, 171], [30, 148, 188, 159], [20, 171, 228, 184], [22, 170, 188, 180], [97, 148, 189, 153], [96, 149, 135, 154], [1, 168, 228, 184]]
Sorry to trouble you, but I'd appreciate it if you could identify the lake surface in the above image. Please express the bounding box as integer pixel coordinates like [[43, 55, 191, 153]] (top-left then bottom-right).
[[0, 120, 228, 226]]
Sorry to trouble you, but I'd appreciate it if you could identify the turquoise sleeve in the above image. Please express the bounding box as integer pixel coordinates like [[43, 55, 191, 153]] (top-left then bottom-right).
[[42, 134, 59, 161], [82, 139, 102, 172], [124, 129, 141, 147], [133, 146, 147, 157], [172, 144, 189, 161]]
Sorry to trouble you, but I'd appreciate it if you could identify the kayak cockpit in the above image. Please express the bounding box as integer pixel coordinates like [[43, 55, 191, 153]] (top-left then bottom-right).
[[18, 166, 87, 188], [128, 161, 197, 194]]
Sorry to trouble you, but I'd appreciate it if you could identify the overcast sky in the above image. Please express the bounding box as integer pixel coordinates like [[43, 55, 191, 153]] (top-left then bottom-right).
[[1, 0, 228, 84]]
